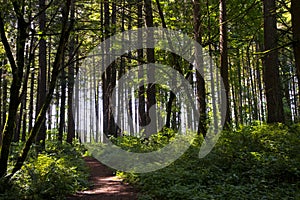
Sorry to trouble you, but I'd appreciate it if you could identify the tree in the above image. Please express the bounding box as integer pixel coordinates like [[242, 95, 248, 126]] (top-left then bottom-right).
[[291, 0, 300, 113], [144, 0, 157, 137], [138, 0, 147, 127], [58, 61, 66, 142], [36, 0, 47, 149], [67, 0, 76, 144], [193, 0, 207, 136], [102, 0, 110, 138], [219, 0, 230, 127], [262, 0, 284, 123], [0, 0, 74, 181]]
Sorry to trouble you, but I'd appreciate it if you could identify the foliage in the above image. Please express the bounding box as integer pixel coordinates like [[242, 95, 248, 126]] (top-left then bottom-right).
[[0, 141, 89, 200], [117, 124, 300, 200], [109, 128, 176, 153]]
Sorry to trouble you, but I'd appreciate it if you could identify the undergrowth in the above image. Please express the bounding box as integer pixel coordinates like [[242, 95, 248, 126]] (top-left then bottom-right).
[[116, 123, 300, 200], [0, 140, 89, 200]]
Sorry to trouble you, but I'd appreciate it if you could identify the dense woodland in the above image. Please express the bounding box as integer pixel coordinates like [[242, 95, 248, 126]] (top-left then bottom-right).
[[0, 0, 299, 199]]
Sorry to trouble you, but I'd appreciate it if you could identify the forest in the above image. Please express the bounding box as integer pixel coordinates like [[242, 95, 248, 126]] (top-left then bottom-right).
[[0, 0, 299, 199]]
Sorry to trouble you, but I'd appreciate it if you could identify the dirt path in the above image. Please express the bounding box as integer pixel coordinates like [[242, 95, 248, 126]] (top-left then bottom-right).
[[67, 157, 138, 200]]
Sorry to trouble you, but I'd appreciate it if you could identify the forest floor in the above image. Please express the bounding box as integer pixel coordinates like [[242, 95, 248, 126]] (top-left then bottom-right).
[[67, 157, 138, 200]]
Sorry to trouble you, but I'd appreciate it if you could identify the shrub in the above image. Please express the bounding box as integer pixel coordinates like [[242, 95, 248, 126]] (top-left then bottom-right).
[[0, 141, 89, 200], [118, 123, 300, 200]]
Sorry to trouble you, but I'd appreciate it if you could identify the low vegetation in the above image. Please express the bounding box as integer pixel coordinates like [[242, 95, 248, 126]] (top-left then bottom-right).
[[117, 123, 300, 199], [0, 141, 89, 200]]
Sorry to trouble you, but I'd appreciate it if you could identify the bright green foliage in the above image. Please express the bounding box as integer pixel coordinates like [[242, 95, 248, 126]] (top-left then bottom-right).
[[118, 124, 300, 200], [0, 141, 89, 200]]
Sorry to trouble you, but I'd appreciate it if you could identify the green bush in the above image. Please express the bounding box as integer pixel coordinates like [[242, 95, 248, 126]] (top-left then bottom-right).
[[118, 123, 300, 200], [0, 141, 89, 200]]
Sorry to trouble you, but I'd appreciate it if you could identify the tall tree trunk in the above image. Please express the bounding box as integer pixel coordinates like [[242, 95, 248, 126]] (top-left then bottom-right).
[[263, 0, 284, 123], [220, 0, 230, 128], [0, 63, 2, 146], [102, 0, 110, 138], [36, 0, 47, 149], [58, 64, 66, 142], [291, 0, 300, 115], [247, 47, 258, 121], [138, 0, 147, 127], [236, 50, 244, 124], [256, 42, 265, 122], [0, 61, 7, 143], [47, 36, 52, 131], [110, 0, 117, 136], [144, 0, 156, 137], [230, 59, 238, 127], [28, 62, 35, 135], [67, 0, 75, 144], [193, 0, 207, 137]]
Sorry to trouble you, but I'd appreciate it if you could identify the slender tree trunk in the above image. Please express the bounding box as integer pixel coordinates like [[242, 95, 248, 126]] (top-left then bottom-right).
[[36, 0, 47, 148], [28, 63, 35, 134], [193, 0, 207, 136], [220, 0, 230, 128], [292, 67, 298, 118], [0, 63, 2, 146], [209, 45, 218, 132], [2, 63, 7, 131], [144, 0, 156, 137], [256, 42, 265, 122], [230, 60, 238, 127], [58, 63, 66, 142], [263, 0, 284, 123], [102, 0, 110, 138], [291, 0, 300, 114], [75, 47, 80, 141], [67, 0, 75, 144], [110, 1, 117, 136], [236, 50, 243, 124], [0, 62, 7, 141], [247, 47, 258, 120], [47, 36, 52, 131], [117, 0, 126, 135], [138, 0, 147, 127]]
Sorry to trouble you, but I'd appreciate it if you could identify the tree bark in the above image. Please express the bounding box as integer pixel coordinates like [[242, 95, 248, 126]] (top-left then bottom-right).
[[28, 62, 35, 135], [291, 0, 300, 115], [102, 0, 110, 138], [263, 0, 284, 123], [137, 0, 147, 127], [220, 0, 230, 127], [144, 0, 157, 137], [67, 0, 76, 144], [36, 0, 47, 149], [58, 65, 66, 142], [193, 0, 207, 136], [110, 1, 117, 136]]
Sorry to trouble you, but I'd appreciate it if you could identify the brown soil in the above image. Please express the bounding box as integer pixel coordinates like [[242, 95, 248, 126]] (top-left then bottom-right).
[[67, 157, 138, 200]]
